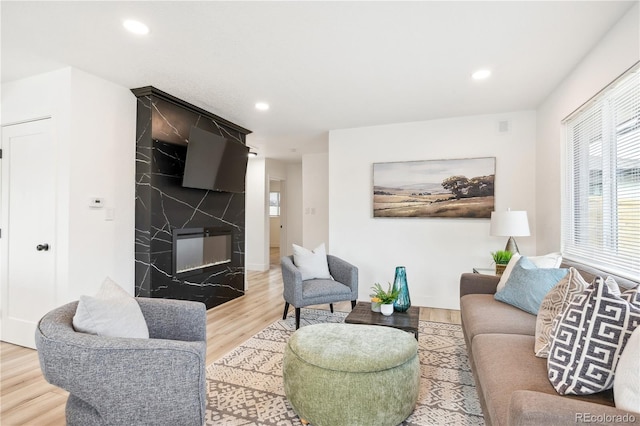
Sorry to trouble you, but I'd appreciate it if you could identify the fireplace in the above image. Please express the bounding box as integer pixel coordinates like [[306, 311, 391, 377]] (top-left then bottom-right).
[[134, 87, 249, 308], [173, 228, 232, 277]]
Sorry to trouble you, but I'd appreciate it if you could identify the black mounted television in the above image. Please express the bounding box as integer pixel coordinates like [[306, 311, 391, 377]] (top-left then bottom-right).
[[182, 126, 249, 193]]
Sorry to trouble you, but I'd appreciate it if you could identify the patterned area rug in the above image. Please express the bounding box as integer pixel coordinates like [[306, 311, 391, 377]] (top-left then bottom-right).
[[206, 309, 484, 425]]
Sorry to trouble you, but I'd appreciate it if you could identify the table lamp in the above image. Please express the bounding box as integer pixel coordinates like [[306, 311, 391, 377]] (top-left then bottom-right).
[[490, 209, 530, 254]]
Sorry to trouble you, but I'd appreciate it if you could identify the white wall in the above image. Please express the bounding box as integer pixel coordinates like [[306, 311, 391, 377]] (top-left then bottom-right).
[[329, 111, 537, 309], [66, 68, 136, 297], [1, 67, 136, 300], [302, 153, 329, 249], [245, 157, 268, 271], [536, 4, 640, 254], [285, 163, 303, 255]]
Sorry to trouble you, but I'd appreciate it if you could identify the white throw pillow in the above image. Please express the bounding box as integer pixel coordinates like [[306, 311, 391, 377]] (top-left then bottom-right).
[[73, 277, 149, 339], [529, 252, 563, 268], [496, 252, 562, 292], [614, 325, 640, 413], [605, 276, 622, 297], [292, 243, 332, 281]]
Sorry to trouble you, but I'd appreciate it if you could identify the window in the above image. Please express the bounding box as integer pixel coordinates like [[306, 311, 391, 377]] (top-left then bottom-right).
[[562, 64, 640, 280], [269, 191, 280, 217]]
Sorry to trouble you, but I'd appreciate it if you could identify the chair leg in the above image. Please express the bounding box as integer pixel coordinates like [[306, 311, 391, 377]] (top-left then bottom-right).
[[295, 308, 301, 330], [351, 300, 357, 309], [329, 303, 334, 313], [283, 302, 290, 320]]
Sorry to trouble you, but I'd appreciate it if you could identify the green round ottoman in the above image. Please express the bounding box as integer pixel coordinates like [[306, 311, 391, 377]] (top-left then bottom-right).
[[283, 323, 420, 426]]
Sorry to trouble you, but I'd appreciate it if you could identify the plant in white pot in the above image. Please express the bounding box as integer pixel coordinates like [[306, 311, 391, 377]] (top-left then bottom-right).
[[370, 283, 399, 316]]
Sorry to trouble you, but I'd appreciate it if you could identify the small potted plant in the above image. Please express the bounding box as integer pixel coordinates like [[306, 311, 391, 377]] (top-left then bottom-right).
[[491, 250, 513, 275], [370, 283, 400, 316], [369, 295, 382, 312]]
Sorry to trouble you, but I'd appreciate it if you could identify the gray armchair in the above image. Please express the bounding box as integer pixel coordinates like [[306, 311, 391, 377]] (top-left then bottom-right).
[[281, 254, 358, 329], [35, 298, 207, 426]]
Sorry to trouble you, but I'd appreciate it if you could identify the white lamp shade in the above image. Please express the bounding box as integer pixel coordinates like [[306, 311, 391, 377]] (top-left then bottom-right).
[[490, 210, 530, 237]]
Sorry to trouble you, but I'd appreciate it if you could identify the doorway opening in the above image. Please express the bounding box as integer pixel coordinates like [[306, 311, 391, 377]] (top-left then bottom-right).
[[269, 178, 286, 266]]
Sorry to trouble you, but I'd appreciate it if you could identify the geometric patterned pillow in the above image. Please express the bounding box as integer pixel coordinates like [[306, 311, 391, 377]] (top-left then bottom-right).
[[534, 268, 589, 358], [621, 284, 640, 306], [547, 277, 640, 395]]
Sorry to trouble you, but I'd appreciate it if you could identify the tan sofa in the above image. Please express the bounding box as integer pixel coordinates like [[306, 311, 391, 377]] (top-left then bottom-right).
[[459, 259, 640, 426]]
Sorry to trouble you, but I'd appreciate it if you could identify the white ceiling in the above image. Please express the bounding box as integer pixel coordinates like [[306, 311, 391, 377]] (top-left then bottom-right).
[[2, 1, 635, 161]]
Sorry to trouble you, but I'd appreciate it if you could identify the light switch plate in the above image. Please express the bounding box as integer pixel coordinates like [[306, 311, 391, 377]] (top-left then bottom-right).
[[89, 197, 105, 208]]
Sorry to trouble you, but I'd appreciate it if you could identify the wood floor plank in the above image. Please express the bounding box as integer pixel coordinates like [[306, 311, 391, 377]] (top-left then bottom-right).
[[0, 250, 461, 425], [1, 391, 68, 425]]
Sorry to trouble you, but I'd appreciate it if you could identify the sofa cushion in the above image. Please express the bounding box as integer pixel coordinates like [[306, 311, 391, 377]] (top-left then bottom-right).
[[473, 334, 615, 426], [302, 279, 351, 299], [460, 294, 536, 345], [508, 390, 628, 426], [548, 279, 640, 395], [495, 257, 568, 315]]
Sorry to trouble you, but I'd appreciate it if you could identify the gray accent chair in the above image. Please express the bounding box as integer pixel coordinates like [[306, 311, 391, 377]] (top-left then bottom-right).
[[35, 298, 207, 426], [281, 255, 358, 329]]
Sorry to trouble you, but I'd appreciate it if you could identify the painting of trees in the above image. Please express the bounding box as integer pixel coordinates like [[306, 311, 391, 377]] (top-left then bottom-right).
[[441, 174, 494, 199], [373, 157, 495, 218]]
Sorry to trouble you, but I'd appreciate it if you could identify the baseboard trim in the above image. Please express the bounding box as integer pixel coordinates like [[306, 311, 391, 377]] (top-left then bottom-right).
[[246, 263, 269, 272]]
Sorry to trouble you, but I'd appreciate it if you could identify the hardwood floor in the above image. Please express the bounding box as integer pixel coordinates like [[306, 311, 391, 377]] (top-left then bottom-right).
[[0, 253, 461, 425]]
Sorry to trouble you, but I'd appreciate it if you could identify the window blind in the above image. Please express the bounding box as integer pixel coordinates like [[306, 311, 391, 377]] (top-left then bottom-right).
[[562, 64, 640, 280]]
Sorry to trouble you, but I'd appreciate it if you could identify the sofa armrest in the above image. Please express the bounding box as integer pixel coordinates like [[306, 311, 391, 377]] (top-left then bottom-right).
[[508, 390, 640, 426], [327, 255, 358, 299], [281, 256, 303, 304], [136, 297, 206, 342], [460, 273, 500, 297]]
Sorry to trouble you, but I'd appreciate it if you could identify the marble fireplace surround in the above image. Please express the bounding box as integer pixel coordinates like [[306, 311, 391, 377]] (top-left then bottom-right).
[[132, 86, 251, 309]]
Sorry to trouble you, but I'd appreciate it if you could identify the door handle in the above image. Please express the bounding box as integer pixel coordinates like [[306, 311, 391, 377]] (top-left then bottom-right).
[[36, 243, 50, 251]]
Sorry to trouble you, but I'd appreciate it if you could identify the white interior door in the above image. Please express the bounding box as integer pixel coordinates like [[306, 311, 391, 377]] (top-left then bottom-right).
[[1, 118, 56, 348]]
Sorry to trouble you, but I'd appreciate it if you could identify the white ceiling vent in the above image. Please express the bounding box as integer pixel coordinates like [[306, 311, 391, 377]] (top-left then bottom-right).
[[497, 120, 511, 134]]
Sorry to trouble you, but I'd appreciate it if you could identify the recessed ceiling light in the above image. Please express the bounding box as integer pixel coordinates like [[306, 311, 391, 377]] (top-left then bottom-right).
[[123, 19, 149, 35], [255, 102, 270, 111], [472, 69, 491, 80]]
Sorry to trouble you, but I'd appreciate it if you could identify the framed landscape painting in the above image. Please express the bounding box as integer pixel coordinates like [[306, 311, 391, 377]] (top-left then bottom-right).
[[373, 157, 495, 218]]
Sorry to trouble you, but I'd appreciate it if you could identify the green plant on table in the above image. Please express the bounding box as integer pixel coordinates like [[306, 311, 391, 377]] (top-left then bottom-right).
[[370, 282, 399, 305], [491, 250, 513, 265]]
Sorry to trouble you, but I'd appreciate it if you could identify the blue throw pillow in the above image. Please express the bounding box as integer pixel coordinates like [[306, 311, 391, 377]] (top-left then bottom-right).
[[494, 257, 568, 315]]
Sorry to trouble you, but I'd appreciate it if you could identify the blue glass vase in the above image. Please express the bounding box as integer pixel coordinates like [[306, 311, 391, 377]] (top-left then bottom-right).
[[392, 266, 411, 312]]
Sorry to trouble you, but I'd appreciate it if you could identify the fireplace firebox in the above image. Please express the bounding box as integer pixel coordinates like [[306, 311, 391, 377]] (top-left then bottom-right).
[[172, 228, 232, 277]]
